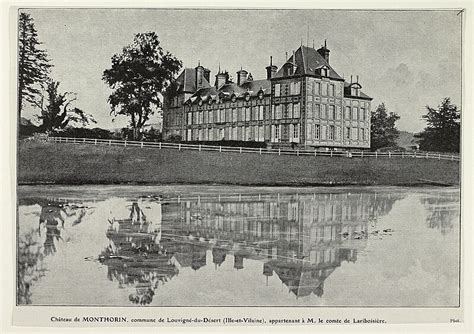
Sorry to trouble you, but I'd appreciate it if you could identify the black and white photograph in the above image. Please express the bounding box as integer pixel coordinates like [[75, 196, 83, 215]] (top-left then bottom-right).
[[5, 3, 472, 331]]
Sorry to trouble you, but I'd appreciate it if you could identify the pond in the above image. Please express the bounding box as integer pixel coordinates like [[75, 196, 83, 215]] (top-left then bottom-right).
[[17, 185, 460, 307]]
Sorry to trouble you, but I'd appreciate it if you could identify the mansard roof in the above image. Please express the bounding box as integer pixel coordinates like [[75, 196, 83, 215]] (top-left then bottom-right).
[[176, 68, 211, 93], [187, 78, 271, 104], [240, 79, 271, 95], [275, 45, 343, 81]]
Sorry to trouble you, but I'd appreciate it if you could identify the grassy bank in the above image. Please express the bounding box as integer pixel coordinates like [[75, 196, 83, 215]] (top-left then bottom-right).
[[18, 141, 460, 186]]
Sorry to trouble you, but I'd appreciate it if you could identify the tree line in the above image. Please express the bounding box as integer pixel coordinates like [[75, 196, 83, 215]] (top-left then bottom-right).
[[19, 12, 460, 153]]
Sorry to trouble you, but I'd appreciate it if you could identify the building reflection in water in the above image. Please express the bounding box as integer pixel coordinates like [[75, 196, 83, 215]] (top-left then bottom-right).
[[420, 191, 459, 235], [17, 198, 88, 304], [99, 192, 402, 303]]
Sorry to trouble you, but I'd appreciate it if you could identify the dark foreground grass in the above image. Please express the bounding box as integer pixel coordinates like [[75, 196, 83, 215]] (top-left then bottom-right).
[[18, 141, 460, 186]]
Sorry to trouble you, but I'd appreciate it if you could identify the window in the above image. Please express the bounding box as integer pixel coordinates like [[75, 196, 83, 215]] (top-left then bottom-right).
[[232, 108, 237, 122], [232, 127, 237, 140], [328, 125, 335, 140], [322, 83, 327, 96], [315, 82, 321, 95], [240, 127, 245, 141], [351, 86, 359, 96], [321, 67, 328, 77], [314, 124, 321, 139], [351, 127, 357, 140], [236, 108, 242, 122], [258, 126, 264, 141], [275, 105, 282, 119], [360, 128, 365, 141], [293, 103, 300, 118], [290, 81, 301, 95], [275, 125, 280, 141], [258, 106, 264, 120], [293, 124, 299, 139], [321, 104, 327, 119], [187, 113, 192, 125], [252, 107, 258, 121], [245, 107, 251, 121], [203, 110, 208, 124], [345, 127, 350, 139], [352, 107, 358, 120], [314, 104, 320, 119], [329, 105, 335, 119], [331, 84, 336, 96], [274, 84, 281, 97], [360, 108, 365, 121], [345, 106, 351, 120], [246, 127, 252, 141]]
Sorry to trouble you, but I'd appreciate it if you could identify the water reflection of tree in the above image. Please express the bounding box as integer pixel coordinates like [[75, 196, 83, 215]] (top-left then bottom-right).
[[17, 198, 88, 304], [100, 201, 178, 305], [420, 194, 459, 235], [17, 230, 47, 304]]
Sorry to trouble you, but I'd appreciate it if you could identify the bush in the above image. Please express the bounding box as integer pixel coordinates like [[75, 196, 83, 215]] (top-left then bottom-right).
[[54, 127, 113, 139]]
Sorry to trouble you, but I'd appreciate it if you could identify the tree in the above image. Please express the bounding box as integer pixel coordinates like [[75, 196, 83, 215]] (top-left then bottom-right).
[[103, 32, 182, 140], [18, 12, 52, 117], [33, 80, 96, 133], [416, 98, 460, 153], [370, 103, 400, 151]]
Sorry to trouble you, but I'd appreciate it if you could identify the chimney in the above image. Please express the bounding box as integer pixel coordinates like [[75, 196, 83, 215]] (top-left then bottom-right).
[[236, 68, 248, 86], [203, 68, 211, 83], [195, 62, 205, 90], [215, 70, 228, 90], [317, 39, 330, 64], [266, 56, 277, 79]]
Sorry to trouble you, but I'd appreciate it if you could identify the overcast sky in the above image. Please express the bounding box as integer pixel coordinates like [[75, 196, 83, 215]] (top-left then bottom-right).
[[21, 9, 462, 133]]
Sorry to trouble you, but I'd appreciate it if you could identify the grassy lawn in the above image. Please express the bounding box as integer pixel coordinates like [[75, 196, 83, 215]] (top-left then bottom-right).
[[18, 140, 460, 186]]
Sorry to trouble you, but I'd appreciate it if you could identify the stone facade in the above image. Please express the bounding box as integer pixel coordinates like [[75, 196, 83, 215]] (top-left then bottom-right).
[[163, 42, 372, 149]]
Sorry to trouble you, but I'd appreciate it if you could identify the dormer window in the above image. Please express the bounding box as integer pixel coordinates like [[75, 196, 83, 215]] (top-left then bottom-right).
[[284, 63, 294, 77], [351, 84, 361, 97], [231, 94, 237, 103], [257, 90, 264, 100], [321, 66, 329, 77], [245, 93, 250, 101]]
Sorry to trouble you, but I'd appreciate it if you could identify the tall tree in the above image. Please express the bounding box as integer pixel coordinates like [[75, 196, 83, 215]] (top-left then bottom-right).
[[416, 98, 460, 153], [33, 80, 96, 133], [370, 103, 400, 151], [103, 32, 182, 139], [18, 12, 52, 117]]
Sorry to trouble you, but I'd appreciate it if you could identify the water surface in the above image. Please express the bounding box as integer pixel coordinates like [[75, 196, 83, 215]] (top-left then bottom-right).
[[17, 185, 460, 307]]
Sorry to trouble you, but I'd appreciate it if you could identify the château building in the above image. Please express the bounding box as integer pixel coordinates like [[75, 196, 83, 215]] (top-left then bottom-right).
[[163, 41, 373, 149]]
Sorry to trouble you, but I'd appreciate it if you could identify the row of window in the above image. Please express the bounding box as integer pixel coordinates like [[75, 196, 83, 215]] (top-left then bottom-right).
[[184, 103, 369, 126], [311, 81, 338, 97], [186, 102, 305, 125], [307, 104, 369, 121], [186, 124, 302, 143], [187, 106, 267, 125], [309, 124, 368, 141], [187, 126, 266, 142], [274, 81, 301, 97]]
